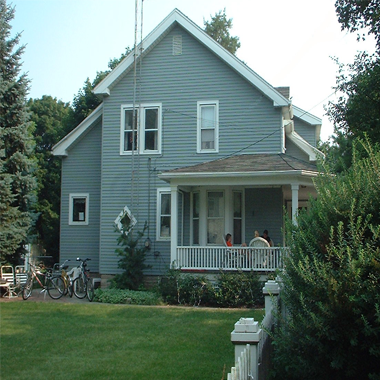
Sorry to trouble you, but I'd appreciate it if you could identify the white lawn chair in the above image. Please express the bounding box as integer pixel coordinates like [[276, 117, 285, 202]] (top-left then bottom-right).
[[249, 237, 270, 268], [15, 265, 28, 295], [0, 266, 17, 298]]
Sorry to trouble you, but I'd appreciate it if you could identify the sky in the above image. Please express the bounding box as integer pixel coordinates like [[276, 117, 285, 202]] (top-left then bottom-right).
[[9, 0, 377, 141]]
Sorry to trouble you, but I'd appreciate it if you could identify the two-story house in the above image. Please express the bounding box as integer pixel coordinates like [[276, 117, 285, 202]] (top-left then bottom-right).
[[53, 9, 322, 280]]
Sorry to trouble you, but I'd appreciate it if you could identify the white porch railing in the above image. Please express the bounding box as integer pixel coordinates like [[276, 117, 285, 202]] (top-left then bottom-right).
[[176, 246, 287, 271]]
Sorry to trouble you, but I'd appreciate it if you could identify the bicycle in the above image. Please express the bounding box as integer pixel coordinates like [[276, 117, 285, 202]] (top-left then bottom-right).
[[22, 261, 65, 300], [53, 259, 79, 298], [72, 258, 94, 302]]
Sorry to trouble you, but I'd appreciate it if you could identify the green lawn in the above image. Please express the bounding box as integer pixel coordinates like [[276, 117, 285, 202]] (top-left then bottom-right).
[[0, 302, 264, 380]]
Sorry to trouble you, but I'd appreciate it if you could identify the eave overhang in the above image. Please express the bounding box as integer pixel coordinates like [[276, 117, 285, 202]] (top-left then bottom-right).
[[52, 104, 103, 157]]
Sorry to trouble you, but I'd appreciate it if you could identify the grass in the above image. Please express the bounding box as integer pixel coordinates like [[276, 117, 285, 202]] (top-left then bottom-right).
[[0, 302, 264, 380]]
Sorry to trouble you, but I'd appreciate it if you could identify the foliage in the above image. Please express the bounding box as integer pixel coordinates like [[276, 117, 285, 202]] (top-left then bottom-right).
[[325, 53, 380, 171], [335, 0, 380, 51], [324, 1, 380, 171], [111, 222, 151, 290], [203, 8, 241, 55], [158, 269, 263, 307], [70, 47, 131, 127], [27, 96, 73, 261], [94, 288, 161, 305], [0, 0, 36, 264], [215, 270, 264, 307], [271, 140, 380, 380]]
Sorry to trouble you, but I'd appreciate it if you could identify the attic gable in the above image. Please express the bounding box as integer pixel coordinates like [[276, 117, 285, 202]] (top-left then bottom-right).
[[93, 8, 289, 108]]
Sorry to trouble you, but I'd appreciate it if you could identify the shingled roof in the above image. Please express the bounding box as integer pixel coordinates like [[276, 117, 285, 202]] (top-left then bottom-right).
[[163, 154, 318, 175]]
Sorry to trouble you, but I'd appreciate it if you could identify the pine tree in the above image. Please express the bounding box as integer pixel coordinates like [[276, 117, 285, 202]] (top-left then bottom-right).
[[0, 0, 36, 264]]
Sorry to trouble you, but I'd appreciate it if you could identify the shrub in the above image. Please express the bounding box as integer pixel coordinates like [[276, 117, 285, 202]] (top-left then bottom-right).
[[271, 141, 380, 380], [94, 288, 162, 305], [158, 269, 263, 307], [215, 270, 264, 307]]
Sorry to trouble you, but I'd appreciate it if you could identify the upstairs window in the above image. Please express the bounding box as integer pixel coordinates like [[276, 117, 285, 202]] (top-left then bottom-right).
[[197, 101, 219, 153], [121, 103, 162, 155]]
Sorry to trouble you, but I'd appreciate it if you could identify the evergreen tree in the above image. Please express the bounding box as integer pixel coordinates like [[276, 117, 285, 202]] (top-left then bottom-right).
[[0, 0, 36, 263]]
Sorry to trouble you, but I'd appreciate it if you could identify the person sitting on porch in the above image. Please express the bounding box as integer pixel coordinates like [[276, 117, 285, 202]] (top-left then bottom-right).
[[254, 230, 260, 238], [261, 230, 273, 247], [225, 233, 247, 247]]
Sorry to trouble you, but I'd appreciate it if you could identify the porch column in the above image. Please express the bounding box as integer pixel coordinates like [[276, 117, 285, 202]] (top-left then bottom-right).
[[291, 184, 299, 225], [170, 185, 178, 267]]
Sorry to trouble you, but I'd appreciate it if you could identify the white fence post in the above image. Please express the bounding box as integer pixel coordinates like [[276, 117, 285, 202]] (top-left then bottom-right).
[[231, 318, 260, 380], [262, 280, 280, 314]]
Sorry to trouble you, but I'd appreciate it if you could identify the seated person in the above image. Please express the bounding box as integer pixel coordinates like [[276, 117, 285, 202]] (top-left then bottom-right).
[[225, 233, 233, 247], [225, 233, 247, 247], [261, 229, 273, 247], [254, 230, 260, 238]]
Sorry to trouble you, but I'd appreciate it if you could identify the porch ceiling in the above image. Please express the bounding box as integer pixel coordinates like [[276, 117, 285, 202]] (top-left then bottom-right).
[[159, 154, 319, 186]]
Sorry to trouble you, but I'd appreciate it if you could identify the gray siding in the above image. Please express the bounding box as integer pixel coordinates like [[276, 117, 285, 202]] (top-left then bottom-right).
[[60, 121, 101, 272], [285, 138, 310, 162], [99, 26, 285, 274], [293, 117, 317, 146], [244, 188, 283, 246]]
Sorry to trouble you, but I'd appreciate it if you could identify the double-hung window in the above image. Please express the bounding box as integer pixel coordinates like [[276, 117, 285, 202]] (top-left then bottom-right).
[[157, 188, 171, 240], [121, 103, 162, 155], [197, 101, 219, 153]]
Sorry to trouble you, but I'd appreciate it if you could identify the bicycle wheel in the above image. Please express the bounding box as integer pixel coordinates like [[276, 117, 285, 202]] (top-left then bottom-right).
[[47, 276, 65, 299], [73, 276, 86, 299], [86, 278, 94, 302], [22, 275, 33, 300]]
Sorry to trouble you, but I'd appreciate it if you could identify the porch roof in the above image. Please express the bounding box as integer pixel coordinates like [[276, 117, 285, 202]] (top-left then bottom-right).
[[159, 154, 319, 186]]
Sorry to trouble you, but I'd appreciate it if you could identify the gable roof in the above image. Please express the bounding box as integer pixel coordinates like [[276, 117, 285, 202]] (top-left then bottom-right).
[[93, 8, 290, 108]]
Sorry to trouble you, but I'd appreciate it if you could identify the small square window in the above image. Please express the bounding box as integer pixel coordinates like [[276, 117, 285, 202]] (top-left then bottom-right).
[[69, 194, 89, 225]]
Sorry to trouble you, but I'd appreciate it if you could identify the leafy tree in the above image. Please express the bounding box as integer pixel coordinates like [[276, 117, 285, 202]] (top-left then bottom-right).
[[335, 0, 380, 51], [204, 9, 241, 55], [70, 47, 131, 127], [271, 140, 380, 380], [28, 96, 73, 261], [0, 0, 36, 264], [325, 52, 380, 171], [324, 1, 380, 171]]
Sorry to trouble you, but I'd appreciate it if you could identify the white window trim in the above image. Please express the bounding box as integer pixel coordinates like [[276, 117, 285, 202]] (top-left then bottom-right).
[[69, 193, 89, 226], [197, 100, 219, 154], [156, 187, 171, 241], [120, 103, 162, 155]]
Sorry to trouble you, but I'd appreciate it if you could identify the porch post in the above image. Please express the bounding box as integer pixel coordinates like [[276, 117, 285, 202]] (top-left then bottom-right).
[[291, 184, 299, 225], [170, 185, 178, 268]]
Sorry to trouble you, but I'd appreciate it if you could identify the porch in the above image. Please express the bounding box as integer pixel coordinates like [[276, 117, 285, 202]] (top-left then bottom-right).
[[175, 246, 288, 272]]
